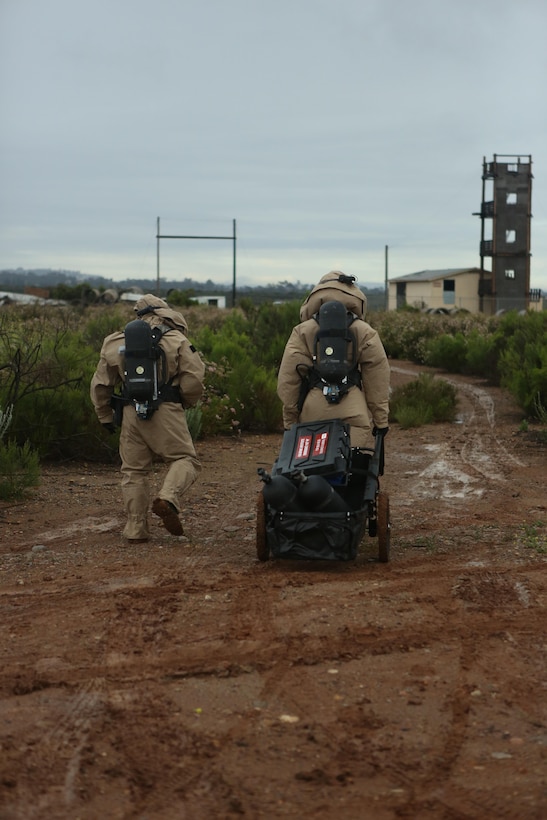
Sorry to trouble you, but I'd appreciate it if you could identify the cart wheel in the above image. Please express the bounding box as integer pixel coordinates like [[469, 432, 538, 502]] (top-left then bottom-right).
[[256, 491, 270, 562], [377, 491, 391, 563]]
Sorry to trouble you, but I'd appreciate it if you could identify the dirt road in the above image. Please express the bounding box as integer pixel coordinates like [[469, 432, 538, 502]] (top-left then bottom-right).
[[1, 363, 546, 819]]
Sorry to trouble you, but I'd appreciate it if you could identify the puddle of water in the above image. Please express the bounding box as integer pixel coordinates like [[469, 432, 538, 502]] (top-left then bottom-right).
[[415, 459, 484, 499]]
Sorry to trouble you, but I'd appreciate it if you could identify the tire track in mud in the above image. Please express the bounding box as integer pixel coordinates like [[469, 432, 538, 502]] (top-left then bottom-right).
[[1, 576, 214, 818], [229, 552, 541, 818], [94, 556, 534, 681], [2, 379, 545, 817], [44, 678, 107, 808], [4, 553, 540, 683], [391, 366, 525, 501], [445, 377, 525, 473], [379, 570, 541, 820], [332, 572, 537, 820], [2, 678, 108, 820], [1, 573, 194, 819], [2, 555, 542, 819]]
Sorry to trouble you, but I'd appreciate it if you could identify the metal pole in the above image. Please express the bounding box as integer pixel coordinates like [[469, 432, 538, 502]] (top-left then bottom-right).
[[154, 219, 235, 299], [479, 161, 485, 312], [384, 244, 389, 310], [156, 217, 160, 296], [232, 218, 237, 307]]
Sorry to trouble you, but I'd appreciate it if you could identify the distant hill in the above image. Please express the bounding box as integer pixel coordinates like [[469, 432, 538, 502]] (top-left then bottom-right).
[[0, 268, 387, 309]]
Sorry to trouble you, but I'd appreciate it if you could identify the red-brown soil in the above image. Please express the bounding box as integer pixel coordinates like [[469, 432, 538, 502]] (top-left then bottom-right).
[[1, 362, 546, 819]]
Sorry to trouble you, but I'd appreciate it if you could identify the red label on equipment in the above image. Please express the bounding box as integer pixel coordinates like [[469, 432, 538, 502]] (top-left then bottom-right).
[[312, 432, 329, 456], [295, 435, 312, 460]]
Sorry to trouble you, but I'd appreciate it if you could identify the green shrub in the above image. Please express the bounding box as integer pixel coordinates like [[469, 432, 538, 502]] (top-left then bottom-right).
[[49, 283, 88, 302], [0, 439, 40, 499], [193, 303, 291, 434], [534, 393, 547, 424], [1, 302, 545, 457], [496, 312, 547, 417], [167, 289, 200, 307], [12, 383, 100, 460], [0, 401, 40, 499], [0, 308, 101, 459], [425, 332, 467, 372], [82, 308, 130, 350], [373, 310, 547, 417], [225, 360, 282, 431], [199, 359, 246, 436], [371, 311, 437, 362], [424, 326, 500, 379], [371, 310, 499, 371], [0, 403, 13, 439], [390, 373, 458, 428], [392, 401, 434, 429], [465, 330, 499, 379], [185, 405, 203, 441], [194, 301, 300, 371], [199, 356, 281, 435], [243, 300, 301, 369]]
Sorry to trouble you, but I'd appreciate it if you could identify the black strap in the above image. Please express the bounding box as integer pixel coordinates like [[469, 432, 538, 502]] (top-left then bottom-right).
[[158, 382, 182, 403], [296, 363, 361, 411], [136, 305, 157, 317]]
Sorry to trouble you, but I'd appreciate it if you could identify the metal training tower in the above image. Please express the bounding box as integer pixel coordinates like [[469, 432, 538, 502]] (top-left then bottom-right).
[[476, 154, 539, 313]]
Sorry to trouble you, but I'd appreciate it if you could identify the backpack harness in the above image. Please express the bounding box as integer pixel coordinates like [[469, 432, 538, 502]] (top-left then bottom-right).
[[297, 300, 362, 411], [111, 309, 182, 422]]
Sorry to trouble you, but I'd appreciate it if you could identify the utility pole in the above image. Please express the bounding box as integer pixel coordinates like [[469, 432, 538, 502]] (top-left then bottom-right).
[[156, 217, 161, 295], [232, 218, 237, 307], [384, 245, 389, 310]]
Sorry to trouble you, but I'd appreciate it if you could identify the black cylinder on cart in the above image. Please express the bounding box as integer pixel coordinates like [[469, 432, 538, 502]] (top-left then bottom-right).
[[297, 473, 349, 513], [258, 469, 301, 512]]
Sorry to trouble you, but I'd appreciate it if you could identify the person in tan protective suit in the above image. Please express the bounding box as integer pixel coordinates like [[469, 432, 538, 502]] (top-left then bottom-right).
[[277, 271, 390, 448], [90, 294, 205, 542]]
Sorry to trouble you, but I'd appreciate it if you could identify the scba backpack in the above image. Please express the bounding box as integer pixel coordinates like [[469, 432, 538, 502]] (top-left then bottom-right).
[[120, 319, 179, 420], [298, 300, 361, 408]]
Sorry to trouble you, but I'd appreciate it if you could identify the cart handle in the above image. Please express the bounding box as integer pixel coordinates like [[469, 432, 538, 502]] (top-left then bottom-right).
[[363, 431, 385, 502]]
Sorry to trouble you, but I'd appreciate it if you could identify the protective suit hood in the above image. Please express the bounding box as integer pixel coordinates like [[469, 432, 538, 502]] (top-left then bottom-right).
[[299, 271, 368, 321], [134, 294, 188, 334]]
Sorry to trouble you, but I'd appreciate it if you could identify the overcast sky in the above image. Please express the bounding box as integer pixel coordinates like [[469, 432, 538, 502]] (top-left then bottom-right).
[[1, 0, 546, 290]]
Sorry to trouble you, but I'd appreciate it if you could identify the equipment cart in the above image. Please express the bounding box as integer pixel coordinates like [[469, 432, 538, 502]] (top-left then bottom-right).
[[256, 419, 390, 563]]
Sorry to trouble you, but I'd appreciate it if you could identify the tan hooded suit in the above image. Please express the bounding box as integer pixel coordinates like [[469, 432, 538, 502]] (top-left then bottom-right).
[[90, 295, 205, 541], [277, 272, 390, 448]]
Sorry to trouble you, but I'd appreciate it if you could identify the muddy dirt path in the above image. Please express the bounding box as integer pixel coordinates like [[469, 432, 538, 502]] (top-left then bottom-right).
[[1, 363, 546, 819]]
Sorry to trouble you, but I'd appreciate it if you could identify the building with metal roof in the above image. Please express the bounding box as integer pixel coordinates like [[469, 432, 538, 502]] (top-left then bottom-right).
[[388, 266, 543, 313], [387, 268, 486, 312]]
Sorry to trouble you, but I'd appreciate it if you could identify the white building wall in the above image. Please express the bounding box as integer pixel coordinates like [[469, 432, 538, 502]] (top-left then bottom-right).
[[194, 295, 226, 308], [388, 273, 481, 312]]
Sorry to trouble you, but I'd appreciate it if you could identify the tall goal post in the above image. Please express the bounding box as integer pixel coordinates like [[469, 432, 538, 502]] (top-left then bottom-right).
[[156, 218, 237, 306]]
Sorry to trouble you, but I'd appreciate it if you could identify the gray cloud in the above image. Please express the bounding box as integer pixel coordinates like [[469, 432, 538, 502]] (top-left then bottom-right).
[[1, 0, 546, 288]]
